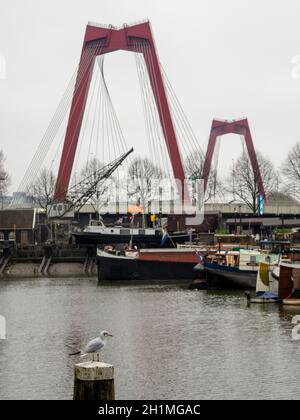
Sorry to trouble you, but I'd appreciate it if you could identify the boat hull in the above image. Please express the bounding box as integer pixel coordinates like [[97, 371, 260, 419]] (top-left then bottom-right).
[[72, 231, 194, 247], [250, 298, 280, 304], [204, 263, 257, 289], [282, 298, 300, 305], [97, 251, 199, 281]]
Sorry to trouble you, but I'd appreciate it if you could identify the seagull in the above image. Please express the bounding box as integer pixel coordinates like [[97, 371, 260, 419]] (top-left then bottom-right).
[[69, 330, 113, 361]]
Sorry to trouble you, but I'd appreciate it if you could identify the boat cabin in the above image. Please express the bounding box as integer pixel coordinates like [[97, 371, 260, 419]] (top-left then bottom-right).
[[84, 220, 162, 237], [206, 249, 279, 272], [278, 262, 300, 301]]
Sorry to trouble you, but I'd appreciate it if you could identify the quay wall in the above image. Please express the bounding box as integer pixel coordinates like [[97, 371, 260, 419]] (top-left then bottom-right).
[[0, 259, 97, 278]]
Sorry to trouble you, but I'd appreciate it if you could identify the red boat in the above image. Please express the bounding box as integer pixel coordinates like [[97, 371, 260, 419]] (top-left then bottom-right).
[[97, 248, 203, 281]]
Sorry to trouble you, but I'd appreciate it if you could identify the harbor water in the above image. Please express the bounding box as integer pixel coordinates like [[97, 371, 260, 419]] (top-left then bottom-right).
[[0, 277, 300, 400]]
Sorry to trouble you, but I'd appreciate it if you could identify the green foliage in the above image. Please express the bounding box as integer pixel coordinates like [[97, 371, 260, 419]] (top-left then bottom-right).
[[215, 227, 230, 234], [274, 227, 292, 234]]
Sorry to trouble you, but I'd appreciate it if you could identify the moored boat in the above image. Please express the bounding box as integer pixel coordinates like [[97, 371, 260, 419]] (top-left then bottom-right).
[[97, 247, 202, 281], [203, 249, 279, 289], [245, 262, 280, 303], [72, 219, 195, 247]]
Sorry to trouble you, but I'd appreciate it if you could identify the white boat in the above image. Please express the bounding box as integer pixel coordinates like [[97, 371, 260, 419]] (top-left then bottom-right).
[[245, 261, 280, 303]]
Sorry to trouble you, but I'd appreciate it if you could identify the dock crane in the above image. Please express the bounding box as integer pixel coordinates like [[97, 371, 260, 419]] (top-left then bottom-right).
[[47, 147, 133, 219]]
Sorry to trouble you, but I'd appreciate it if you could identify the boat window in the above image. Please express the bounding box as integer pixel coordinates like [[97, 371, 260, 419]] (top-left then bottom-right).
[[226, 255, 235, 266], [139, 229, 145, 235], [250, 256, 256, 263], [155, 230, 161, 235], [120, 229, 130, 235], [8, 232, 16, 241]]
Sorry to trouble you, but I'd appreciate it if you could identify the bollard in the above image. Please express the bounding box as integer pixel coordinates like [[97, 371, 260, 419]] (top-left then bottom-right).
[[73, 361, 115, 400]]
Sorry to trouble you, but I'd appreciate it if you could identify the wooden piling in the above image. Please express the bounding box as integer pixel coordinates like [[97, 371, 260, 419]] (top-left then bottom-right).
[[73, 361, 115, 400]]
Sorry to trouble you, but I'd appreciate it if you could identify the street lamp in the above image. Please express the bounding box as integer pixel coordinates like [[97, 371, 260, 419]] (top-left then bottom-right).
[[239, 204, 242, 235], [234, 207, 237, 235], [0, 176, 6, 210], [281, 214, 285, 240]]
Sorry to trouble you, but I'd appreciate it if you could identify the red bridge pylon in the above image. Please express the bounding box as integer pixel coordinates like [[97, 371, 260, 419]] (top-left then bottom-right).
[[201, 118, 265, 198], [54, 20, 185, 201]]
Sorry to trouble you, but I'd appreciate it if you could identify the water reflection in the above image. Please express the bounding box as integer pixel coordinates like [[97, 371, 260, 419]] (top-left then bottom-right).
[[0, 278, 299, 400]]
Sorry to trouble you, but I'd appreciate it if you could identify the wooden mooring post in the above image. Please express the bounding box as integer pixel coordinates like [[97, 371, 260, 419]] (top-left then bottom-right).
[[73, 361, 115, 400]]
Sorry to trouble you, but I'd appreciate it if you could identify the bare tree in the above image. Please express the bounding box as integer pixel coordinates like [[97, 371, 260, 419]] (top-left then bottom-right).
[[0, 150, 10, 199], [128, 157, 163, 225], [227, 151, 277, 213], [185, 149, 222, 201], [282, 142, 300, 200], [76, 157, 110, 211], [27, 167, 56, 209]]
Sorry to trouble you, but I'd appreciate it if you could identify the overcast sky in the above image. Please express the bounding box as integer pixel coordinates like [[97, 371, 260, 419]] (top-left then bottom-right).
[[1, 0, 300, 192]]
